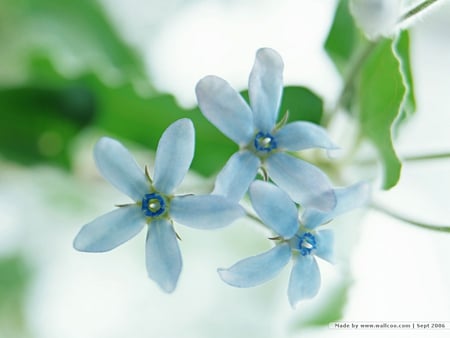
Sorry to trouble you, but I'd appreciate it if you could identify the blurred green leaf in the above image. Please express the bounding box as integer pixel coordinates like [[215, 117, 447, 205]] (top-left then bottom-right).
[[324, 0, 357, 74], [0, 255, 30, 330], [0, 0, 150, 90], [1, 55, 235, 176], [279, 86, 323, 125], [0, 255, 29, 301], [357, 38, 406, 189], [392, 30, 416, 127], [0, 84, 95, 168], [241, 86, 323, 125], [1, 47, 325, 176]]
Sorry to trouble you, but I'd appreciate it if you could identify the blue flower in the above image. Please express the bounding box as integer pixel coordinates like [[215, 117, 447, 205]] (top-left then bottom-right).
[[196, 48, 338, 211], [218, 180, 369, 307], [73, 119, 244, 293]]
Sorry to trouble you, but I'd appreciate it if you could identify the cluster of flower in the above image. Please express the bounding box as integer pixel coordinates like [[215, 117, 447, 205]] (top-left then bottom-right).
[[73, 48, 369, 307]]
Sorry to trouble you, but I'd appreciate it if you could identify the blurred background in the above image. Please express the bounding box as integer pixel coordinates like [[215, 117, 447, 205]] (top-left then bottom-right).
[[0, 0, 449, 337]]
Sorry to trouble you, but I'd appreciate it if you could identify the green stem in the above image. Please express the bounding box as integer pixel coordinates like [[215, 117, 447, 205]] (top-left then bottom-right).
[[356, 151, 450, 166], [371, 203, 450, 233], [398, 0, 441, 23], [323, 40, 379, 127], [403, 151, 450, 162], [338, 41, 378, 110]]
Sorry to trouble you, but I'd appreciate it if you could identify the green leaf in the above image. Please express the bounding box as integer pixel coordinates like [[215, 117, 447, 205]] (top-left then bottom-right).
[[392, 30, 416, 127], [0, 0, 150, 90], [324, 0, 357, 74], [0, 255, 30, 330], [0, 256, 30, 303], [279, 86, 323, 125], [0, 85, 95, 168], [1, 54, 237, 176], [2, 48, 324, 176], [358, 38, 407, 189], [241, 86, 323, 125]]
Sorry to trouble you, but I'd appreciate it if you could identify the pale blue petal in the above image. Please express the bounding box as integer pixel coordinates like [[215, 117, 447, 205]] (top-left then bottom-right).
[[249, 48, 284, 132], [288, 255, 321, 307], [94, 137, 149, 201], [171, 195, 245, 229], [276, 121, 338, 151], [153, 119, 195, 195], [249, 181, 299, 239], [302, 181, 370, 228], [73, 206, 144, 252], [218, 243, 291, 287], [196, 76, 254, 145], [145, 219, 182, 293], [315, 229, 334, 263], [212, 151, 260, 201], [266, 153, 336, 211]]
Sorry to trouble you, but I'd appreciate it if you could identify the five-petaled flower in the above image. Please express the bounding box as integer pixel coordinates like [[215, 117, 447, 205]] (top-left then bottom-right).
[[73, 119, 244, 293], [196, 48, 338, 211], [218, 180, 369, 307]]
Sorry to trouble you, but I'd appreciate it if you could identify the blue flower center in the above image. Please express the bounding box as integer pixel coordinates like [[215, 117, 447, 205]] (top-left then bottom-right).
[[298, 232, 317, 256], [142, 193, 166, 217], [253, 132, 277, 152]]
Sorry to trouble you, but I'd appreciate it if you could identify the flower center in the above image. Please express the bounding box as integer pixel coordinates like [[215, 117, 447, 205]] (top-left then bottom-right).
[[298, 232, 317, 256], [142, 193, 166, 217], [253, 132, 277, 152]]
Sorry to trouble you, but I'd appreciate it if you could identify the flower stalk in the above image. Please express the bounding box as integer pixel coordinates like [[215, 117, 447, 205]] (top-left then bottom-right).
[[398, 0, 441, 23], [371, 203, 450, 233]]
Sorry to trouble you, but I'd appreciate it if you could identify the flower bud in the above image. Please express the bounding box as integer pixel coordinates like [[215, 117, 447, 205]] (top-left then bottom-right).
[[350, 0, 402, 39]]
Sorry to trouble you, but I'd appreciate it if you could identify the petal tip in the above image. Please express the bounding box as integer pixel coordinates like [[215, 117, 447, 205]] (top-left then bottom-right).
[[72, 235, 105, 253], [72, 235, 85, 252], [195, 75, 224, 95], [217, 268, 236, 286], [72, 230, 96, 253], [256, 48, 284, 69], [175, 117, 194, 129], [152, 276, 178, 293]]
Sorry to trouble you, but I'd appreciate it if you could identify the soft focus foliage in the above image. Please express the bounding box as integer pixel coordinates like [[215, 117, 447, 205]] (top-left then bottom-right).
[[1, 0, 449, 337]]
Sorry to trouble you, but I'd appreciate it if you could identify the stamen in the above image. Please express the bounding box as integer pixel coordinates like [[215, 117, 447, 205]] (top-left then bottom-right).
[[303, 242, 314, 249], [142, 193, 166, 217], [262, 137, 272, 146], [297, 232, 317, 256], [254, 132, 277, 152], [148, 199, 161, 212]]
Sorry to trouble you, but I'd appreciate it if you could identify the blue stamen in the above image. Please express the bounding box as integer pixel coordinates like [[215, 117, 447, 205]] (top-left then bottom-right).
[[298, 232, 317, 256], [142, 193, 166, 217], [254, 132, 277, 152]]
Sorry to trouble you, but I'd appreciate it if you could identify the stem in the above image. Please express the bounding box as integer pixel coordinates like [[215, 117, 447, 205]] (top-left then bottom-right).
[[355, 151, 450, 166], [338, 42, 378, 110], [403, 151, 450, 162], [398, 0, 441, 23], [323, 40, 379, 127], [371, 203, 450, 233]]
